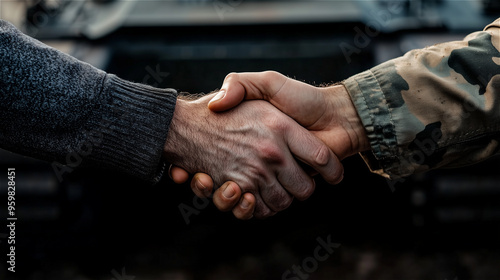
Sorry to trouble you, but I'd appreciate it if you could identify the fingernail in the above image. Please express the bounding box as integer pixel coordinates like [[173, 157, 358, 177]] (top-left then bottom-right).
[[223, 184, 236, 198], [209, 89, 225, 104], [240, 198, 250, 209], [167, 164, 173, 180], [195, 180, 206, 191]]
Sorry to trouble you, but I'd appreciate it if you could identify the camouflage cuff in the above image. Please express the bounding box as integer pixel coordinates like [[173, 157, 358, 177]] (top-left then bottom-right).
[[343, 69, 400, 179]]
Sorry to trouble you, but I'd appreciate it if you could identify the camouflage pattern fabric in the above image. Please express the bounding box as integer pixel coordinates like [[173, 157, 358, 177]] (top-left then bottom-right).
[[343, 18, 500, 180]]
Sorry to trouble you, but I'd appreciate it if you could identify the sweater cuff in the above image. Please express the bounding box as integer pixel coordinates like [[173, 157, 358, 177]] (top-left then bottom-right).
[[343, 69, 399, 179], [86, 74, 178, 184]]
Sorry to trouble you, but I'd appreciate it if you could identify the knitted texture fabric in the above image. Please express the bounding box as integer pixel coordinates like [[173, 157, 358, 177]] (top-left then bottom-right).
[[0, 20, 178, 183]]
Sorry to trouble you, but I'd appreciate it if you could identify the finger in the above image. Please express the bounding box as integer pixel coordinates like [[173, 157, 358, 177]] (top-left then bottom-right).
[[208, 71, 324, 126], [169, 165, 190, 184], [284, 122, 344, 185], [258, 179, 295, 211], [190, 173, 214, 198], [227, 183, 275, 219], [248, 190, 277, 219], [232, 193, 256, 220], [208, 71, 287, 112], [233, 175, 286, 217], [213, 181, 243, 212], [208, 74, 248, 111], [276, 154, 315, 201]]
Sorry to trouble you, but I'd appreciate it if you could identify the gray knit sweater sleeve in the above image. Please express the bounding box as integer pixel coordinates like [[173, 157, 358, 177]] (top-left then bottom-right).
[[0, 20, 178, 183]]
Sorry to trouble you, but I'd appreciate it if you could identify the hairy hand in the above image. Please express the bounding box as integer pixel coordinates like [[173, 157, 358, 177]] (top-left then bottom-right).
[[164, 93, 343, 218], [174, 71, 370, 218]]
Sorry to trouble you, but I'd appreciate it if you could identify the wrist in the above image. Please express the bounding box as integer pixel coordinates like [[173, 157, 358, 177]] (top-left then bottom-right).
[[163, 98, 197, 169], [163, 94, 218, 173], [323, 84, 371, 156]]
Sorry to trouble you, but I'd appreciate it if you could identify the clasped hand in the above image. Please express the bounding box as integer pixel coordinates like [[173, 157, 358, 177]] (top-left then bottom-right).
[[166, 71, 369, 219]]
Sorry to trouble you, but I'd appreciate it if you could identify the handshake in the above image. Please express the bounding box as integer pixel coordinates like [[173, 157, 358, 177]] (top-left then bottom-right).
[[2, 17, 496, 222], [163, 71, 371, 219]]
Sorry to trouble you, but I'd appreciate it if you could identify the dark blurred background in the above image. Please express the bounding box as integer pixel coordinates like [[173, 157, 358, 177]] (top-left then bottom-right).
[[1, 0, 500, 279]]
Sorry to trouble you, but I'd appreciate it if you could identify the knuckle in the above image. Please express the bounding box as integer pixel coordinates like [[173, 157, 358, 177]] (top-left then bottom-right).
[[257, 140, 285, 164], [262, 71, 282, 83], [245, 166, 268, 187], [264, 114, 288, 132], [263, 186, 293, 212], [224, 72, 239, 83], [275, 195, 293, 211], [294, 180, 315, 201], [271, 196, 290, 211], [261, 71, 287, 96]]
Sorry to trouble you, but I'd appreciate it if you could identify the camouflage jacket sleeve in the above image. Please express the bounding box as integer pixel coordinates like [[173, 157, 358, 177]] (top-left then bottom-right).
[[343, 18, 500, 180]]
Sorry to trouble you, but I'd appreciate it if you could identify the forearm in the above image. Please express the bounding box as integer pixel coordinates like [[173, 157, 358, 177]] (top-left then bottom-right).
[[344, 18, 500, 179], [0, 20, 177, 183]]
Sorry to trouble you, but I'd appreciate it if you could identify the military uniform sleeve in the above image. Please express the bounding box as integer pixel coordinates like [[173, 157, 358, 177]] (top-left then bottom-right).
[[343, 18, 500, 180], [0, 20, 177, 183]]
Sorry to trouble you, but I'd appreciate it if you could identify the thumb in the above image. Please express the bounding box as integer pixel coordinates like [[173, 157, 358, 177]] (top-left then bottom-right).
[[209, 71, 327, 129], [208, 77, 246, 112], [208, 72, 276, 111]]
